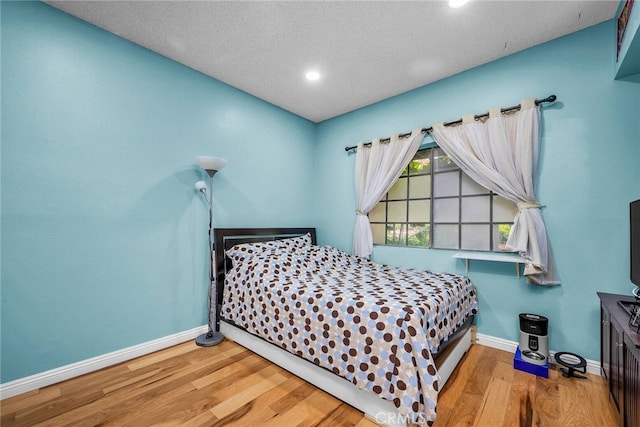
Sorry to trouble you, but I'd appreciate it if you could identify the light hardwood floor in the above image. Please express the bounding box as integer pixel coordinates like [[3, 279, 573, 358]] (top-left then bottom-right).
[[1, 339, 618, 426]]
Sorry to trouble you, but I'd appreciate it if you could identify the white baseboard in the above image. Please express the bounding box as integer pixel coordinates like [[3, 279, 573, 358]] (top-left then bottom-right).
[[0, 325, 208, 400], [475, 332, 601, 376]]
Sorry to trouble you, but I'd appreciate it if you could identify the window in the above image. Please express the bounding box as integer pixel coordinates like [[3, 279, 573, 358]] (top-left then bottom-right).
[[369, 147, 518, 251]]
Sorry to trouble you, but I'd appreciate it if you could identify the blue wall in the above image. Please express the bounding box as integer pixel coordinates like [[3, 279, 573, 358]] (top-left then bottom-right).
[[1, 2, 316, 383], [2, 1, 639, 385], [315, 20, 640, 361]]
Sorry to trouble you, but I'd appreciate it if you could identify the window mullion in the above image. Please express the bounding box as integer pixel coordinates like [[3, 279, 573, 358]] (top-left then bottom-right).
[[489, 192, 494, 251], [429, 148, 434, 249], [458, 168, 462, 250], [384, 193, 389, 245], [405, 170, 409, 246]]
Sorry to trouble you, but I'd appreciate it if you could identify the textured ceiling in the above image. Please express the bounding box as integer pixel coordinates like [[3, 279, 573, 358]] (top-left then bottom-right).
[[45, 1, 619, 123]]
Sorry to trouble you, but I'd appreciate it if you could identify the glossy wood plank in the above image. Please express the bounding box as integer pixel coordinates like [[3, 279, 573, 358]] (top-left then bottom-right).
[[434, 345, 618, 427], [1, 340, 618, 427]]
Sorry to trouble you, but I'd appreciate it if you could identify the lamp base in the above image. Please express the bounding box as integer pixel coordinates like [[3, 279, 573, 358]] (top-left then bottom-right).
[[195, 331, 224, 347]]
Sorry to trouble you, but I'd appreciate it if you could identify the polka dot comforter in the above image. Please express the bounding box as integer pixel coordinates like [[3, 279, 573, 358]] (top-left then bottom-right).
[[222, 243, 477, 426]]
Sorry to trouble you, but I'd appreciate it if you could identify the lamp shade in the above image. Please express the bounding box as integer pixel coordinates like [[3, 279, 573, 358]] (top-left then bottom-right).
[[196, 156, 227, 173]]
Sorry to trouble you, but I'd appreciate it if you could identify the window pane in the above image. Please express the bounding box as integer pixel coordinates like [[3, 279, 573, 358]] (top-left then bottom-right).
[[461, 173, 489, 195], [409, 200, 430, 222], [461, 195, 490, 222], [408, 224, 430, 247], [433, 198, 459, 222], [433, 224, 459, 249], [388, 177, 408, 200], [409, 150, 431, 174], [388, 201, 407, 222], [409, 174, 430, 198], [371, 145, 514, 253], [372, 223, 386, 245], [461, 224, 490, 251], [387, 224, 406, 245], [434, 148, 457, 172], [369, 202, 386, 222], [433, 171, 460, 197], [493, 224, 515, 252], [493, 196, 518, 223]]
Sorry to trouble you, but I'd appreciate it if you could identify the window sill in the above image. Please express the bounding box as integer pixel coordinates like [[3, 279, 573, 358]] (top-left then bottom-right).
[[453, 251, 526, 277]]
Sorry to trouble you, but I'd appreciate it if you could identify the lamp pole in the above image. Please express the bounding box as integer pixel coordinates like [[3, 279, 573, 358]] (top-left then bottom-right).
[[194, 157, 226, 347]]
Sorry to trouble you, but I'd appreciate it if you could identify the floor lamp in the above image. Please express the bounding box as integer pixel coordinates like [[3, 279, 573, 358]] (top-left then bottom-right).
[[194, 155, 227, 347]]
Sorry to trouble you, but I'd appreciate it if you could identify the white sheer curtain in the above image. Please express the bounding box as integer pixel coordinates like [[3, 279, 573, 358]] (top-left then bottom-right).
[[353, 129, 425, 258], [431, 99, 559, 285]]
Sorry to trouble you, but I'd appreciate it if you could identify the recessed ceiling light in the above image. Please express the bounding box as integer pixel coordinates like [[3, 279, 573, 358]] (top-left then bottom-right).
[[448, 0, 470, 8], [305, 71, 321, 81]]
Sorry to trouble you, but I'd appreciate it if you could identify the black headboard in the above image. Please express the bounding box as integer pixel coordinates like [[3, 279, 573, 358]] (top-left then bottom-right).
[[213, 227, 317, 306]]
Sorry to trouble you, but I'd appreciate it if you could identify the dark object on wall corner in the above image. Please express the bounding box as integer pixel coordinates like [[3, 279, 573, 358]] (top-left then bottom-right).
[[617, 0, 635, 60], [554, 351, 587, 379]]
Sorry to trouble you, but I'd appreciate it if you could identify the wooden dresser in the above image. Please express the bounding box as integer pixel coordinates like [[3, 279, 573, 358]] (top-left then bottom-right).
[[598, 292, 640, 427]]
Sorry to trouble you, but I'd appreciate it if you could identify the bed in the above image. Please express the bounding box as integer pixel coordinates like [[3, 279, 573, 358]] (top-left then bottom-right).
[[214, 227, 477, 427]]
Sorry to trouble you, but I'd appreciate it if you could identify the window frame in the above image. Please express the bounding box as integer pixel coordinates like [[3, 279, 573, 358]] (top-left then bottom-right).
[[369, 145, 517, 252]]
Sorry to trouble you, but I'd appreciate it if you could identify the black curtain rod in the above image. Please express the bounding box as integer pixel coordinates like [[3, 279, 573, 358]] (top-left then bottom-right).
[[344, 94, 557, 152]]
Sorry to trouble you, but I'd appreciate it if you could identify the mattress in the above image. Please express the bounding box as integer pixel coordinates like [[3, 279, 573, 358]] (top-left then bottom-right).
[[222, 242, 477, 426]]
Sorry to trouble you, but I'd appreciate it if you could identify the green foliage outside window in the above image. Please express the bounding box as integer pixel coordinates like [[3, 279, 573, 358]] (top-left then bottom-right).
[[385, 223, 430, 247], [408, 224, 430, 247], [498, 224, 512, 241]]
